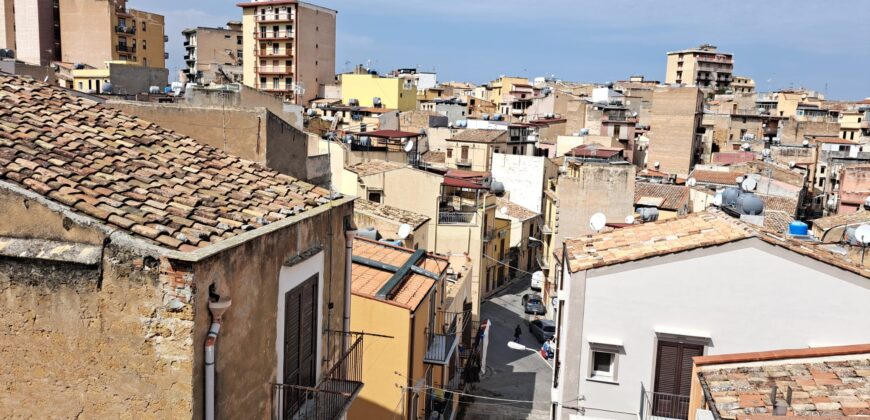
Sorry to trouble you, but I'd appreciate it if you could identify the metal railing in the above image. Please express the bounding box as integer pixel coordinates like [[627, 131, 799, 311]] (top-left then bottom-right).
[[256, 30, 295, 39], [273, 332, 364, 420], [256, 49, 293, 58], [116, 44, 136, 53], [424, 310, 469, 364], [426, 391, 456, 420], [115, 25, 135, 34], [438, 211, 475, 225], [639, 383, 690, 420], [456, 158, 472, 167], [258, 66, 293, 74], [257, 13, 294, 21]]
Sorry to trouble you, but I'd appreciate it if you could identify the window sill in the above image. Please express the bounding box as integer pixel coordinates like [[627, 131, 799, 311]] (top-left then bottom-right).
[[586, 377, 619, 386]]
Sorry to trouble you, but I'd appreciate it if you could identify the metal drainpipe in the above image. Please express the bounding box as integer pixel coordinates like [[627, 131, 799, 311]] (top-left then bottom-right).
[[206, 296, 232, 420], [344, 228, 357, 353]]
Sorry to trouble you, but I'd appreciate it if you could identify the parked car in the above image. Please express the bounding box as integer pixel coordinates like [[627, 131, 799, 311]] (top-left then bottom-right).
[[522, 293, 546, 315], [528, 319, 556, 342], [530, 271, 544, 291]]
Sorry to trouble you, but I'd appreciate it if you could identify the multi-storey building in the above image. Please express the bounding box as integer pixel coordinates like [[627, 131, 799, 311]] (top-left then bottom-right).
[[239, 0, 336, 105], [181, 21, 243, 84], [0, 0, 60, 66], [341, 71, 417, 111], [665, 44, 733, 90], [647, 86, 704, 177], [60, 0, 166, 69], [730, 75, 755, 94]]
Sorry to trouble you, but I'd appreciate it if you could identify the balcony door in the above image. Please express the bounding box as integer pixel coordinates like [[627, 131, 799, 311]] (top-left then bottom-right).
[[652, 340, 702, 419], [283, 275, 318, 416]]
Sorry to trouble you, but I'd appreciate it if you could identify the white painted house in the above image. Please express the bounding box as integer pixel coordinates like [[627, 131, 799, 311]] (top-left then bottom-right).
[[550, 211, 870, 420]]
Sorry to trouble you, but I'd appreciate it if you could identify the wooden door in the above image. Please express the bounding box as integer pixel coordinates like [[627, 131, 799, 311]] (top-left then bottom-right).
[[652, 340, 702, 419], [283, 275, 319, 417]]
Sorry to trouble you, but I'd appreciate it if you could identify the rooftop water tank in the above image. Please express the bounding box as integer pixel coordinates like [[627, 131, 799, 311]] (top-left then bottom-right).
[[100, 82, 113, 94], [357, 227, 378, 241], [637, 207, 659, 222], [788, 221, 809, 236], [736, 193, 764, 215], [149, 86, 160, 94], [721, 187, 741, 207], [490, 181, 505, 195]]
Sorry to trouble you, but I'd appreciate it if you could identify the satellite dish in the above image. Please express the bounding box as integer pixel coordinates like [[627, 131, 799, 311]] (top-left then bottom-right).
[[403, 139, 415, 152], [741, 177, 757, 192], [802, 139, 810, 147], [625, 215, 636, 224], [713, 192, 723, 207], [762, 149, 771, 157], [397, 223, 412, 240], [687, 178, 697, 187], [788, 161, 796, 169], [499, 206, 509, 215], [653, 161, 661, 169], [742, 142, 751, 151], [855, 224, 870, 245], [736, 175, 744, 184], [589, 213, 606, 232]]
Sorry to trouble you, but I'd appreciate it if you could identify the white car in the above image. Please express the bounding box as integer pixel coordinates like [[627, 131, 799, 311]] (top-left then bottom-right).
[[531, 271, 544, 291]]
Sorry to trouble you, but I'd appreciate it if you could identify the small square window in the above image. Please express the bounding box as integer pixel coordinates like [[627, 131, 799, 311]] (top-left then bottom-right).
[[367, 191, 382, 203], [590, 350, 616, 381]]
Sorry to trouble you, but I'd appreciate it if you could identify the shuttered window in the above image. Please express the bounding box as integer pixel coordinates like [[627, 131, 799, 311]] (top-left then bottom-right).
[[283, 275, 319, 414], [653, 340, 702, 396]]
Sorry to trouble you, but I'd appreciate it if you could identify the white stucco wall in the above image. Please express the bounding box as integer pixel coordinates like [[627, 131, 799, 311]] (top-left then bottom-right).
[[563, 239, 870, 419], [490, 153, 546, 213]]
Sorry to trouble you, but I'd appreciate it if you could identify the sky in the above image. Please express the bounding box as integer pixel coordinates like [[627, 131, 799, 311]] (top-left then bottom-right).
[[133, 0, 870, 100]]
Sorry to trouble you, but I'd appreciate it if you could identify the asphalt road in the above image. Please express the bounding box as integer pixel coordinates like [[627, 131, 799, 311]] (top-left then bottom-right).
[[459, 277, 553, 420]]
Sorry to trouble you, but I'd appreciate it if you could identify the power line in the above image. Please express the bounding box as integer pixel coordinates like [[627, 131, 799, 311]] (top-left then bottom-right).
[[482, 253, 540, 277]]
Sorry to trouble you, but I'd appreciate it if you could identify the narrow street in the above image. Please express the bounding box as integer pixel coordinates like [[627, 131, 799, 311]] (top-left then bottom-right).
[[460, 277, 553, 420]]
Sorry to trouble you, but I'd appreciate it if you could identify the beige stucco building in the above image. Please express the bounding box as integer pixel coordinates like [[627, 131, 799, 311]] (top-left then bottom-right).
[[0, 0, 59, 65], [239, 0, 336, 105], [647, 86, 704, 177], [60, 0, 166, 69], [665, 44, 733, 90], [182, 22, 243, 84]]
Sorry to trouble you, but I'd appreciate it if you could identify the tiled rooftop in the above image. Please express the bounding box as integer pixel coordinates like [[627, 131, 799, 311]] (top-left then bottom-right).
[[692, 169, 745, 186], [450, 129, 508, 143], [760, 195, 798, 233], [354, 199, 430, 228], [561, 210, 870, 278], [351, 238, 448, 310], [813, 211, 870, 231], [696, 344, 870, 418], [0, 75, 334, 252], [345, 160, 407, 177], [634, 182, 689, 211], [422, 150, 446, 164], [496, 197, 539, 221]]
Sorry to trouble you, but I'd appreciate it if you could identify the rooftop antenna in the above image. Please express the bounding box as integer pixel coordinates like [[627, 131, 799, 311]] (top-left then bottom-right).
[[855, 224, 870, 265], [589, 212, 606, 233], [397, 223, 412, 240]]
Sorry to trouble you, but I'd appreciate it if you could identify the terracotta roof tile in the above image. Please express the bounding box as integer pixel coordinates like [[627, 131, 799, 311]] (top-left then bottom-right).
[[450, 129, 508, 143], [354, 199, 430, 229], [345, 160, 407, 177], [634, 182, 689, 211], [496, 197, 539, 221], [813, 211, 870, 231], [691, 169, 745, 186], [696, 344, 870, 418], [0, 75, 335, 251], [351, 238, 448, 310]]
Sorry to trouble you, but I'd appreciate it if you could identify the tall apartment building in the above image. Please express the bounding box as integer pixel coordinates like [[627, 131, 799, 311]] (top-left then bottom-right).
[[60, 0, 165, 69], [181, 21, 243, 84], [665, 44, 733, 90], [0, 0, 61, 66], [238, 0, 336, 105], [647, 86, 704, 177]]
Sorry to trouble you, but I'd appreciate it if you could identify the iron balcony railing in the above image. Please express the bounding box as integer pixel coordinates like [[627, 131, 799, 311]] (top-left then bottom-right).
[[424, 310, 469, 365], [639, 383, 690, 420], [257, 13, 294, 22], [116, 44, 136, 53], [438, 211, 475, 225], [256, 30, 295, 39], [426, 389, 456, 420], [273, 332, 364, 420], [115, 25, 135, 34]]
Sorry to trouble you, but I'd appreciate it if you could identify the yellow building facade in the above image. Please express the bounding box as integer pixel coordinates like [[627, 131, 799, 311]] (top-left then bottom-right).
[[341, 73, 417, 111]]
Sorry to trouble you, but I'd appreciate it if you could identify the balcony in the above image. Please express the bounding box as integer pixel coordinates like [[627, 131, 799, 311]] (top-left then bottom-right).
[[255, 30, 295, 40], [257, 13, 294, 22], [256, 49, 294, 58], [273, 332, 364, 420], [115, 25, 135, 35], [424, 310, 469, 365], [483, 227, 496, 242], [116, 44, 136, 53], [438, 212, 475, 224], [456, 158, 472, 168], [639, 384, 690, 420], [258, 66, 293, 75]]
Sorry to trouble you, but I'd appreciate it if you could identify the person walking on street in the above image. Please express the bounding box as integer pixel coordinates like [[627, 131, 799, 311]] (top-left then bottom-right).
[[514, 324, 522, 342]]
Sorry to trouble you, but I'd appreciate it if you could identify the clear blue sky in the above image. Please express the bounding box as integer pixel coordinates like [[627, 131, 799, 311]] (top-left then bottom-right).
[[132, 0, 870, 100]]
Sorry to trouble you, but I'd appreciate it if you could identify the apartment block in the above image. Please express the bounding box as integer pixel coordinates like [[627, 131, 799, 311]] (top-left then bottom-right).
[[182, 21, 243, 84], [647, 86, 704, 177], [0, 0, 60, 66], [731, 75, 755, 94], [239, 0, 336, 105], [665, 44, 733, 90], [60, 0, 166, 69], [341, 72, 417, 111]]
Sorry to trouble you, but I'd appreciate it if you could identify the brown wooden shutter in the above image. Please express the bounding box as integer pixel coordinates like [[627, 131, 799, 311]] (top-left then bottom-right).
[[654, 341, 680, 395]]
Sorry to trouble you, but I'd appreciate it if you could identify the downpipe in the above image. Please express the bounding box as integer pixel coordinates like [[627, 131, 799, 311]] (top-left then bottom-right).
[[205, 286, 232, 420], [343, 225, 357, 353]]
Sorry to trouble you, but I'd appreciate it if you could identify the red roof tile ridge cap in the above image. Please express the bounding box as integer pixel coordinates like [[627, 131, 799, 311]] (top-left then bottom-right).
[[693, 343, 870, 366]]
